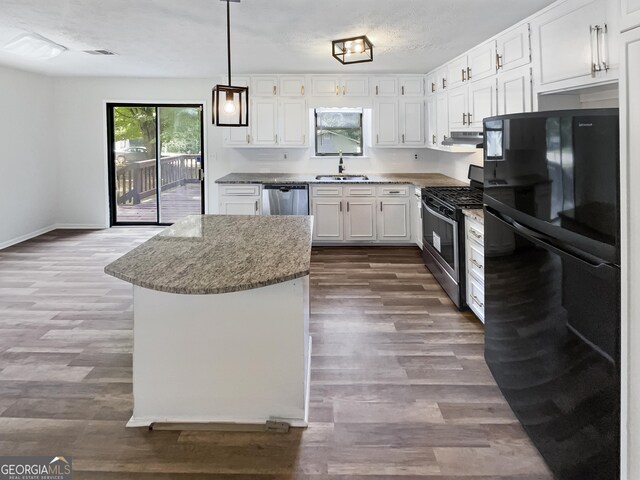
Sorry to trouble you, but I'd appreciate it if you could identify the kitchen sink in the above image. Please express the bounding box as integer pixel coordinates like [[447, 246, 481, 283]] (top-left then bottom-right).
[[315, 175, 369, 181]]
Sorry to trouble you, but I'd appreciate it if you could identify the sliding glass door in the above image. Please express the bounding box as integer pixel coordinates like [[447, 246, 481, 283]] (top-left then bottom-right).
[[107, 104, 204, 225]]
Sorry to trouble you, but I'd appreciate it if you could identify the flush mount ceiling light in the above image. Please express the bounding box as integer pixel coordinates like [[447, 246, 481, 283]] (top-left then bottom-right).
[[332, 35, 373, 65], [212, 0, 248, 127], [3, 32, 67, 60]]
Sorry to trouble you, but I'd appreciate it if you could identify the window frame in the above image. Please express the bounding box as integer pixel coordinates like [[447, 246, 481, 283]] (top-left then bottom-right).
[[314, 109, 364, 157]]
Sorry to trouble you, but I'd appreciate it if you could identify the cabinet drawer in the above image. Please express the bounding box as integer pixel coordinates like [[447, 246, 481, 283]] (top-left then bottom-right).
[[311, 185, 343, 197], [345, 186, 375, 196], [377, 185, 409, 197], [468, 276, 485, 322], [220, 184, 260, 196], [466, 221, 484, 245], [468, 241, 485, 282]]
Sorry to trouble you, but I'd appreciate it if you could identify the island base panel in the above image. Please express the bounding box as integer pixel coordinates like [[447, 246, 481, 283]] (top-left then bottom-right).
[[129, 277, 310, 427]]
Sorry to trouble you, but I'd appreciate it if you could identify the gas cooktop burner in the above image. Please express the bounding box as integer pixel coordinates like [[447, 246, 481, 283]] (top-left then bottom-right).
[[423, 186, 484, 209]]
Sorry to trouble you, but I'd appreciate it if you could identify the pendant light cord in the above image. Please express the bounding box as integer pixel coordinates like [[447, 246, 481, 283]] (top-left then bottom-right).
[[226, 0, 232, 86]]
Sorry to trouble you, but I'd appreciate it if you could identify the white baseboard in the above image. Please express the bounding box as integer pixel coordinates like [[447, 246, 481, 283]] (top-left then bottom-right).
[[0, 223, 107, 250]]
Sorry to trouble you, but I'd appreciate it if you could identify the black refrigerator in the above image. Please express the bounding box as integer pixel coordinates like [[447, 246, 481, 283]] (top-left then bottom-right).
[[482, 109, 620, 480]]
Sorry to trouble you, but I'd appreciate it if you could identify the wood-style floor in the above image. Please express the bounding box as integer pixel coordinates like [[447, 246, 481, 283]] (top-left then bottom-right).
[[0, 228, 553, 479]]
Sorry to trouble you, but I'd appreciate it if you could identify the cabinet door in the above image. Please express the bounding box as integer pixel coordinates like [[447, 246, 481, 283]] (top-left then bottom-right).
[[436, 93, 449, 145], [251, 76, 278, 96], [531, 0, 610, 89], [468, 41, 497, 82], [447, 55, 469, 89], [220, 196, 260, 215], [377, 198, 411, 241], [225, 127, 251, 146], [312, 76, 339, 96], [496, 23, 531, 72], [468, 77, 497, 129], [448, 86, 469, 130], [426, 97, 438, 147], [251, 98, 278, 145], [279, 99, 307, 146], [621, 0, 640, 30], [312, 199, 344, 240], [497, 65, 532, 115], [341, 76, 369, 96], [399, 99, 425, 145], [373, 76, 398, 96], [399, 76, 424, 96], [279, 76, 306, 96], [373, 99, 398, 146], [425, 73, 438, 96], [345, 198, 376, 241]]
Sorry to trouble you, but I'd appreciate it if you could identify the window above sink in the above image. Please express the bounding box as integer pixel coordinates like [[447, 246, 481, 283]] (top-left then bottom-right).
[[314, 108, 363, 157]]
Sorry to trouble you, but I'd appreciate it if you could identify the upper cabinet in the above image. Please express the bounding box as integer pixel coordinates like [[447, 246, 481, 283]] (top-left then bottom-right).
[[621, 0, 640, 30], [373, 76, 399, 96], [251, 76, 278, 96], [278, 99, 307, 146], [447, 55, 470, 89], [468, 41, 498, 82], [496, 23, 531, 72], [399, 76, 424, 96], [311, 76, 369, 96], [530, 0, 619, 92], [373, 99, 399, 146], [399, 98, 425, 145], [497, 65, 533, 115], [279, 76, 306, 96]]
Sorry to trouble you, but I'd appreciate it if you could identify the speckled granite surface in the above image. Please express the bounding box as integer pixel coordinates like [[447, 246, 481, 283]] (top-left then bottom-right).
[[215, 172, 467, 188], [104, 215, 313, 295], [463, 208, 484, 224]]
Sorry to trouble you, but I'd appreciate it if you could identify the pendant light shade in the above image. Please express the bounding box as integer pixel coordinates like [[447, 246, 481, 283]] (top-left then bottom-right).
[[332, 35, 373, 65], [213, 0, 249, 127]]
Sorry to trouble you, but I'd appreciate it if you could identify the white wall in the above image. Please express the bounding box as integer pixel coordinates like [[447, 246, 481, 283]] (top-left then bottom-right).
[[52, 76, 478, 226], [0, 66, 57, 248]]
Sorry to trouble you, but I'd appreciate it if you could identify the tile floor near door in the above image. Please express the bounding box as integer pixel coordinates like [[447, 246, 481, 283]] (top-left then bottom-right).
[[0, 228, 553, 479]]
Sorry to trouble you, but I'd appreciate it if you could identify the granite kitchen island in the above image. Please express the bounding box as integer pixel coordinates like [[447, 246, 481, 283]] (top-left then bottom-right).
[[105, 215, 313, 429]]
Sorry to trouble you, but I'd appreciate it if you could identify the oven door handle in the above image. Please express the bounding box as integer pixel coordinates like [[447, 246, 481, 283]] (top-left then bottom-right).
[[422, 200, 457, 226]]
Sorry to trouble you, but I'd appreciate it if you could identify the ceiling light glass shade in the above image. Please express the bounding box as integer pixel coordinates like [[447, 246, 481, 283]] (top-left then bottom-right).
[[332, 35, 373, 65], [212, 84, 249, 127], [3, 33, 67, 60]]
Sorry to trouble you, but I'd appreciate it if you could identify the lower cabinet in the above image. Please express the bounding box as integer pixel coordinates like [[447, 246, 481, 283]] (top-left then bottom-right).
[[311, 184, 412, 244], [465, 215, 485, 322], [218, 184, 261, 215]]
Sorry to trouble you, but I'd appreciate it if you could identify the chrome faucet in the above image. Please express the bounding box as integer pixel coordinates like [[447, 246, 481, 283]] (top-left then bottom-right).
[[338, 151, 345, 174]]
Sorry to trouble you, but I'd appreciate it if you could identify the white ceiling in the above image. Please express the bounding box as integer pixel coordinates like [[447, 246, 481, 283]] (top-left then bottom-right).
[[0, 0, 555, 78]]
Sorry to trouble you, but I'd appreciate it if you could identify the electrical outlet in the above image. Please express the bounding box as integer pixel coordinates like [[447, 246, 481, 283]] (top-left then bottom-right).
[[414, 153, 418, 160]]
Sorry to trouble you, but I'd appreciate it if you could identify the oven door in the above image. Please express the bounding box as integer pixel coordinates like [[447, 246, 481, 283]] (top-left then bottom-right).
[[422, 200, 459, 281]]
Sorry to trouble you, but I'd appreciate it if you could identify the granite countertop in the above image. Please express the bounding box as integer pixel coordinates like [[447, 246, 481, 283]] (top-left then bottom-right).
[[215, 172, 467, 188], [463, 208, 484, 224], [104, 215, 313, 295]]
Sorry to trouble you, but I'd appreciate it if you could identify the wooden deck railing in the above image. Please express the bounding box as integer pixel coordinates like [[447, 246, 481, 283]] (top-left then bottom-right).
[[115, 154, 201, 205]]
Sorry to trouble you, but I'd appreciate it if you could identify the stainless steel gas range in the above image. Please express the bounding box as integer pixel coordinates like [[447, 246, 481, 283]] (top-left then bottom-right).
[[421, 165, 483, 309]]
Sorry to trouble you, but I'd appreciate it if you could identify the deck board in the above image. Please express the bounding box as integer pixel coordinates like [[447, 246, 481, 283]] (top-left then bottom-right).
[[116, 183, 202, 223]]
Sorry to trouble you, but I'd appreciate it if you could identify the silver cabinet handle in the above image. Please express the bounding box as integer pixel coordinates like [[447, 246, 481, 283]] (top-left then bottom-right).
[[376, 134, 379, 144], [274, 134, 278, 143], [273, 85, 277, 95], [432, 134, 436, 145], [343, 85, 346, 95], [401, 85, 405, 95], [462, 113, 467, 125], [462, 69, 466, 82], [347, 201, 350, 212], [255, 201, 258, 212], [470, 228, 482, 239], [496, 53, 503, 70], [389, 190, 401, 194], [431, 82, 436, 93], [471, 259, 483, 269], [302, 134, 306, 144], [375, 85, 379, 95], [339, 201, 343, 212], [380, 201, 383, 212], [402, 133, 405, 143], [472, 295, 484, 308], [246, 134, 250, 144], [442, 78, 447, 89], [468, 112, 473, 124], [467, 67, 472, 80], [301, 85, 305, 95]]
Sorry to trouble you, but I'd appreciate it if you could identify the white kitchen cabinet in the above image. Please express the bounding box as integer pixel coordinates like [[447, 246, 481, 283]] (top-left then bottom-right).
[[399, 76, 424, 96], [218, 184, 261, 215], [496, 23, 531, 72], [497, 65, 532, 114], [465, 215, 484, 323], [621, 0, 640, 30], [224, 126, 251, 146], [251, 76, 278, 96], [468, 41, 497, 82], [345, 197, 377, 241], [377, 198, 411, 241], [278, 99, 307, 146], [251, 98, 278, 145], [341, 76, 370, 96], [279, 76, 306, 96], [448, 86, 469, 130], [373, 76, 398, 96], [530, 0, 619, 92], [312, 198, 344, 241], [412, 187, 423, 249], [447, 55, 469, 89], [436, 93, 449, 146], [399, 98, 425, 145], [426, 97, 438, 147], [468, 76, 497, 129], [373, 99, 399, 146], [426, 72, 438, 96], [312, 76, 340, 96]]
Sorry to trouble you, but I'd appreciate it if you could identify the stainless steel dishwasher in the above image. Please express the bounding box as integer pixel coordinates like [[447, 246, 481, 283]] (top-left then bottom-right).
[[261, 184, 309, 215]]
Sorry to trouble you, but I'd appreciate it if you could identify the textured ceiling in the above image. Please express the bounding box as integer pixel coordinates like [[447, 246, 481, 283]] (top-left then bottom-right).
[[0, 0, 555, 77]]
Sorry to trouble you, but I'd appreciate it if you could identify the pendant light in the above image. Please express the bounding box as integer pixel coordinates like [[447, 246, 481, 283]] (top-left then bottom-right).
[[212, 0, 249, 127], [332, 35, 373, 65]]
